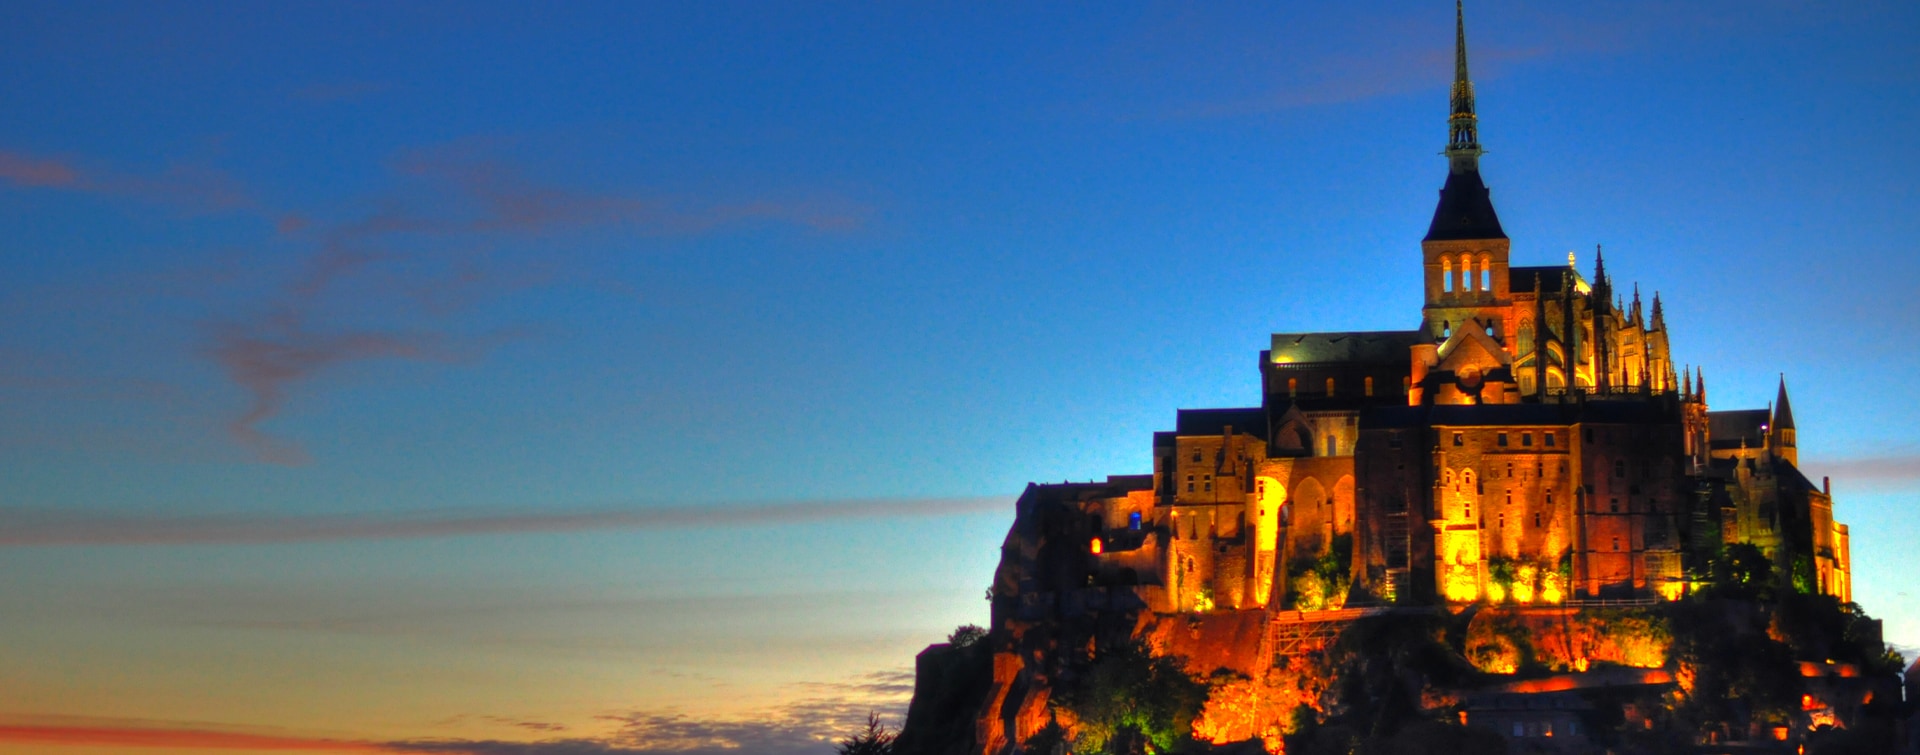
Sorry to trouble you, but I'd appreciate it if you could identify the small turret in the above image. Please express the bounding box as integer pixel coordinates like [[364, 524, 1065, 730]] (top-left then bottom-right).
[[1630, 284, 1644, 328], [1773, 375, 1798, 466], [1650, 291, 1666, 331]]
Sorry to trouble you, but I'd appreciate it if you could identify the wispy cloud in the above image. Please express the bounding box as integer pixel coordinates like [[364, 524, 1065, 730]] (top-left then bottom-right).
[[0, 496, 1004, 547], [199, 144, 867, 462], [392, 671, 911, 755], [0, 150, 81, 187], [202, 310, 469, 465], [0, 148, 253, 212], [0, 672, 911, 754], [1804, 454, 1920, 491]]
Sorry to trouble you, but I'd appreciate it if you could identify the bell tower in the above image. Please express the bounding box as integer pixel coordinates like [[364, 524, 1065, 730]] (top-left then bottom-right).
[[1421, 0, 1511, 345]]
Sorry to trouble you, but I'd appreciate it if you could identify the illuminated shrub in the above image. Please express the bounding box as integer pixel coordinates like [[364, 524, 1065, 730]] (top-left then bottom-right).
[[1464, 608, 1533, 674]]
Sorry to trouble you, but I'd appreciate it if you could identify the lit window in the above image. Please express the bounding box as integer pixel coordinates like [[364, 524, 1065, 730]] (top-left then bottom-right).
[[1365, 376, 1374, 396], [1326, 378, 1336, 396]]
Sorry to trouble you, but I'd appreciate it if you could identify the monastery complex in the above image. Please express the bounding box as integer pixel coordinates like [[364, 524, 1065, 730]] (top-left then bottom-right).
[[991, 0, 1851, 634], [928, 7, 1889, 754]]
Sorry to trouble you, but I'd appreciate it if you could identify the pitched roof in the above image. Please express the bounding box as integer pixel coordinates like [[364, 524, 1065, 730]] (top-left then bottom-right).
[[1509, 265, 1586, 294], [1707, 409, 1770, 450], [1270, 331, 1422, 366], [1424, 168, 1507, 242], [1174, 407, 1268, 439]]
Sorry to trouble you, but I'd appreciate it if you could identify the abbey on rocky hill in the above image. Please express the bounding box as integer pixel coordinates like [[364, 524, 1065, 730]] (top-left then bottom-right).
[[992, 0, 1849, 636], [914, 6, 1887, 755], [986, 0, 1852, 688]]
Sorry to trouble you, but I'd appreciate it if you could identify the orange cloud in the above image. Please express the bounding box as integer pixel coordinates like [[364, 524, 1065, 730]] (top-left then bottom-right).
[[0, 724, 390, 752], [0, 496, 1005, 547]]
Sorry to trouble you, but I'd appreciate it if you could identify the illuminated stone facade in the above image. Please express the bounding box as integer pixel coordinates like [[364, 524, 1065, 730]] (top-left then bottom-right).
[[991, 0, 1852, 624]]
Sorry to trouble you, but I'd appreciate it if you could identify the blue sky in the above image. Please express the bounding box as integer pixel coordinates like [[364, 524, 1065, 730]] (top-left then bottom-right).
[[0, 2, 1916, 753]]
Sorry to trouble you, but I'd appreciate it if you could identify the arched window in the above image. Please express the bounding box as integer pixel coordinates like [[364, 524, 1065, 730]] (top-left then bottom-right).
[[1442, 258, 1453, 292], [1460, 254, 1474, 290], [1288, 378, 1298, 397], [1364, 376, 1374, 396], [1325, 435, 1337, 456], [1480, 256, 1492, 291], [1325, 377, 1336, 396]]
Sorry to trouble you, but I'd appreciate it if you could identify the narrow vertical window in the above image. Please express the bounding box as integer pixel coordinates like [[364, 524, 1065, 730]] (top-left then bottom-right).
[[1326, 377, 1336, 396], [1288, 378, 1298, 397], [1365, 376, 1374, 396], [1442, 258, 1453, 292]]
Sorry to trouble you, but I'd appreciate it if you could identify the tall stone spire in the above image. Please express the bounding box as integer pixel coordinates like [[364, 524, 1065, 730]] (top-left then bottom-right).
[[1446, 0, 1482, 172], [1773, 375, 1796, 431], [1424, 0, 1506, 242]]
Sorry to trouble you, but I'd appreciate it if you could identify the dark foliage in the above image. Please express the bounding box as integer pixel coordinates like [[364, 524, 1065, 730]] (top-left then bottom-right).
[[1052, 640, 1208, 754], [947, 624, 987, 648], [836, 712, 896, 755]]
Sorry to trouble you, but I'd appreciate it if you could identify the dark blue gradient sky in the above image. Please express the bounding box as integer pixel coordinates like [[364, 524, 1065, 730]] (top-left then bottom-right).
[[0, 2, 1915, 752]]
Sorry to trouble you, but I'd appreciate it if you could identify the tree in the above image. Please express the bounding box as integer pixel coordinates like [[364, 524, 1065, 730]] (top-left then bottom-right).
[[948, 624, 987, 648], [836, 712, 897, 755]]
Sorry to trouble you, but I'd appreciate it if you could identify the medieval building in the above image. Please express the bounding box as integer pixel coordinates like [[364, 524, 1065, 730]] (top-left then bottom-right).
[[988, 0, 1851, 643], [956, 7, 1864, 752]]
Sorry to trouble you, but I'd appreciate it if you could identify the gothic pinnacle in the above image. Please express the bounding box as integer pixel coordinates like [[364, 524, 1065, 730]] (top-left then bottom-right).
[[1445, 0, 1482, 172]]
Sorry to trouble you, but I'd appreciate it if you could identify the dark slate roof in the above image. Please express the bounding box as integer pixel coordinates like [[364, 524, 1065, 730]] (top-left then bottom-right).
[[1424, 168, 1507, 242], [1174, 407, 1268, 439], [1708, 409, 1770, 450], [1360, 400, 1677, 430], [1579, 401, 1681, 424], [1428, 404, 1580, 427], [1509, 266, 1586, 295], [1270, 330, 1422, 366]]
